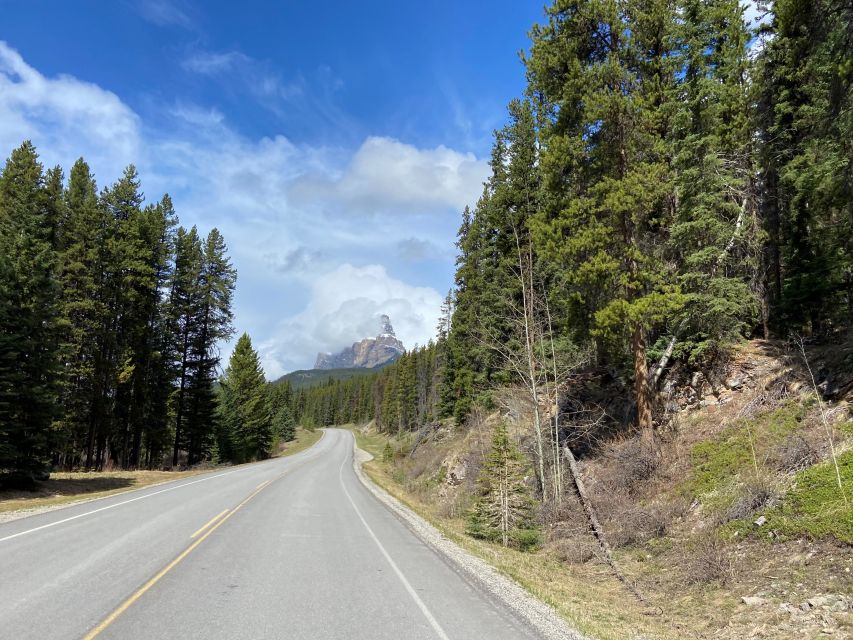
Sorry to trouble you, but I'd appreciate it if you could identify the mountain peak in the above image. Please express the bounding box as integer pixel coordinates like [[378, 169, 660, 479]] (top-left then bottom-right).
[[314, 314, 405, 370], [379, 314, 395, 338]]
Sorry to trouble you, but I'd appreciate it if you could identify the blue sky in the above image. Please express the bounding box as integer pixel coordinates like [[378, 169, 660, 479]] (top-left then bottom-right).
[[0, 0, 544, 377]]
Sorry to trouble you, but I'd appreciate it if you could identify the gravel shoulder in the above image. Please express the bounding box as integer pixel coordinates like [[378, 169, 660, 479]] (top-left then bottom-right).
[[350, 438, 586, 640]]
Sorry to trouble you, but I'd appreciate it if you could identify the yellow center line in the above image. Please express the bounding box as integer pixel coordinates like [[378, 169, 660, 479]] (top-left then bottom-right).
[[256, 480, 270, 490], [189, 509, 229, 539], [81, 479, 276, 640]]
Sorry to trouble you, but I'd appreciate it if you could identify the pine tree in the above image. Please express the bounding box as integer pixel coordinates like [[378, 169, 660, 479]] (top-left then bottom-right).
[[56, 159, 110, 467], [468, 422, 538, 549], [0, 142, 61, 479], [168, 226, 204, 465], [182, 228, 236, 465], [527, 0, 684, 443], [217, 333, 271, 462]]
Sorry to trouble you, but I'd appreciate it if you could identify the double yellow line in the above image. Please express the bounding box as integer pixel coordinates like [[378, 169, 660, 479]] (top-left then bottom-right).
[[82, 480, 272, 640]]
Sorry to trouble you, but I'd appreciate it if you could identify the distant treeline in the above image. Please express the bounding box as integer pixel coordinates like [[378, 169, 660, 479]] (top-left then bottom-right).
[[292, 343, 443, 430], [0, 142, 288, 480], [293, 0, 852, 440]]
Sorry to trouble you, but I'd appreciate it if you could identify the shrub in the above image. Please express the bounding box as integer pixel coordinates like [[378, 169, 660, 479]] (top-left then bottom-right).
[[684, 535, 735, 585], [724, 474, 781, 522]]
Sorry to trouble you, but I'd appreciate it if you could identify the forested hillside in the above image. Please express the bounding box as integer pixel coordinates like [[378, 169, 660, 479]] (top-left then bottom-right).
[[295, 0, 851, 450], [296, 2, 852, 636], [0, 142, 294, 481]]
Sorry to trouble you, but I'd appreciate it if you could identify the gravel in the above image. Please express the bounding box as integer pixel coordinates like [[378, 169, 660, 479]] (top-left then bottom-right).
[[351, 442, 587, 640]]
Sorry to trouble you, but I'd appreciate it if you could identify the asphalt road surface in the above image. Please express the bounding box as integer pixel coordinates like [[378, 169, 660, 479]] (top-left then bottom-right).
[[0, 428, 544, 639]]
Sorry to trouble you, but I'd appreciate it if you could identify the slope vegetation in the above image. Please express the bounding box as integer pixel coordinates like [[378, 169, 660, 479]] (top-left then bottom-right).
[[349, 339, 852, 639]]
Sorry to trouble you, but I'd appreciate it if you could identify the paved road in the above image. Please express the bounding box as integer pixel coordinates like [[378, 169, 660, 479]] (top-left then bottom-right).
[[0, 429, 543, 639]]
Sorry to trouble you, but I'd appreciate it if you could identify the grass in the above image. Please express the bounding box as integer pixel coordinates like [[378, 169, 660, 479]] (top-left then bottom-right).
[[274, 426, 324, 458], [684, 400, 808, 497], [681, 395, 852, 542], [349, 426, 674, 640], [0, 427, 325, 518], [739, 448, 853, 543], [0, 468, 203, 515]]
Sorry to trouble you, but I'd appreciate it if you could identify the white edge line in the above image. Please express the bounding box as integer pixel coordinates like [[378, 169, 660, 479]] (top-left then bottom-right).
[[0, 468, 243, 544], [338, 431, 451, 640], [345, 429, 585, 640], [1, 428, 330, 544]]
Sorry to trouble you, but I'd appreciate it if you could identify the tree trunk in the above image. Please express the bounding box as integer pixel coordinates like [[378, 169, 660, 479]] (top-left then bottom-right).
[[632, 322, 654, 446], [171, 325, 191, 467], [515, 230, 547, 501], [562, 444, 646, 602]]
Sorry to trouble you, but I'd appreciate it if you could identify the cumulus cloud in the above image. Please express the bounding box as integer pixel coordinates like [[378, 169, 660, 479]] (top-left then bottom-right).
[[290, 136, 488, 214], [259, 264, 443, 377], [0, 41, 142, 181], [0, 42, 480, 378]]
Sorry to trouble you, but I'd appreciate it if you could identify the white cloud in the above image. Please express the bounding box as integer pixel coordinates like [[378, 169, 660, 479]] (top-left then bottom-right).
[[290, 136, 488, 214], [0, 42, 479, 378], [136, 0, 193, 29], [181, 51, 250, 75], [0, 41, 142, 181], [259, 264, 443, 377]]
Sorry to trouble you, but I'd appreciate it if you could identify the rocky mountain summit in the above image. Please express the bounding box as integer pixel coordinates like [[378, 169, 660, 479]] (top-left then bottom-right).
[[314, 315, 405, 369]]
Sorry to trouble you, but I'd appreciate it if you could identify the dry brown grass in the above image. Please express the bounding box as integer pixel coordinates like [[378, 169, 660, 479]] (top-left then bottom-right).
[[0, 469, 203, 515]]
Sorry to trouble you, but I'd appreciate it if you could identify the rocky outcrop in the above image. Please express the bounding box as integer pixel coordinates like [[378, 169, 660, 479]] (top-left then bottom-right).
[[314, 314, 405, 369]]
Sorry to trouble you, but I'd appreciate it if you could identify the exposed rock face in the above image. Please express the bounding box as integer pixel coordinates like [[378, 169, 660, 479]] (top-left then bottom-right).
[[314, 314, 405, 369]]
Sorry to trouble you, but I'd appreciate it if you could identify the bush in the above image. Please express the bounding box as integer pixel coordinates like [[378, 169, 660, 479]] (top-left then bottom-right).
[[550, 537, 598, 564], [509, 528, 542, 551], [600, 436, 660, 495], [684, 535, 735, 585], [769, 433, 820, 473]]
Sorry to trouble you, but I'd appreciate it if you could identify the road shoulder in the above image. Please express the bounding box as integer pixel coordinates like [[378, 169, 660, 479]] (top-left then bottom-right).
[[348, 434, 586, 640]]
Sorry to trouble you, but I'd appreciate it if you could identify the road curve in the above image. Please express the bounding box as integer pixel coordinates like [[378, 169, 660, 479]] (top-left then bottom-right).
[[0, 428, 545, 639]]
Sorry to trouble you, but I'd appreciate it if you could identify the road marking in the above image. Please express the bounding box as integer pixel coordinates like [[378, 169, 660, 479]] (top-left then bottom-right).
[[0, 468, 243, 544], [0, 431, 331, 545], [338, 435, 451, 640], [82, 479, 275, 640], [190, 509, 229, 539], [256, 480, 269, 490]]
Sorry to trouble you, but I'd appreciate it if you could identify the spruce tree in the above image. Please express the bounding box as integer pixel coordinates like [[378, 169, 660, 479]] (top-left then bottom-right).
[[468, 422, 538, 549], [666, 0, 761, 361], [0, 142, 61, 478], [758, 0, 852, 331], [218, 333, 272, 462]]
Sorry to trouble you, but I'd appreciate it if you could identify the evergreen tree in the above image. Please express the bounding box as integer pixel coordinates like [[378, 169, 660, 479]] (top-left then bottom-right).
[[56, 159, 110, 467], [218, 333, 272, 462], [0, 142, 61, 478], [468, 422, 538, 549], [758, 0, 853, 332], [527, 0, 684, 442], [168, 226, 204, 465], [666, 0, 762, 361], [181, 228, 236, 465], [267, 381, 296, 443]]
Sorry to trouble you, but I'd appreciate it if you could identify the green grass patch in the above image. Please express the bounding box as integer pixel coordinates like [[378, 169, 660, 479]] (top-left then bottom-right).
[[758, 449, 853, 543], [682, 400, 809, 503]]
